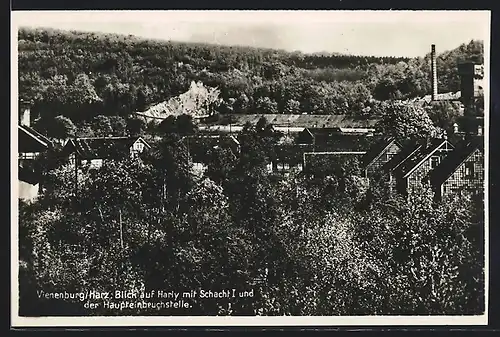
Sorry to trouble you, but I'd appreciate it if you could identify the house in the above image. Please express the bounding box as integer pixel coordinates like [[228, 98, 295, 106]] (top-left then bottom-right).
[[392, 138, 454, 195], [18, 124, 52, 161], [427, 139, 484, 201], [362, 137, 402, 179], [297, 128, 335, 145], [62, 136, 151, 169], [265, 132, 381, 177], [383, 141, 425, 186], [179, 134, 240, 173], [18, 106, 52, 202], [268, 131, 380, 176]]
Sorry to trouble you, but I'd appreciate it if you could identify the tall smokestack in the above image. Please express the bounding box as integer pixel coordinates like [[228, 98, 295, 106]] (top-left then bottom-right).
[[431, 44, 438, 101]]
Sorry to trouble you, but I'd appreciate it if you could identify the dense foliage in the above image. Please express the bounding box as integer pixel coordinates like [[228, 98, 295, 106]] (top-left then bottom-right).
[[17, 27, 485, 317]]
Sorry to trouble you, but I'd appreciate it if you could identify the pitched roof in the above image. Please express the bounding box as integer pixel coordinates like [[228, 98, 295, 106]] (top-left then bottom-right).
[[62, 137, 150, 159], [395, 138, 454, 179], [18, 125, 52, 152], [428, 139, 484, 186], [362, 136, 400, 168], [303, 151, 365, 175], [382, 140, 423, 173]]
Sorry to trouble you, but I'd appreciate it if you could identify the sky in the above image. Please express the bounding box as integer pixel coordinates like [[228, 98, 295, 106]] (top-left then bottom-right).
[[11, 10, 490, 58]]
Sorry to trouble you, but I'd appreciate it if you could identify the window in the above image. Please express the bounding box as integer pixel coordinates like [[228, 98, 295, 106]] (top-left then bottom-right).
[[430, 156, 440, 169], [133, 141, 144, 152], [277, 163, 283, 170], [19, 152, 37, 160], [465, 162, 475, 177], [284, 163, 290, 170]]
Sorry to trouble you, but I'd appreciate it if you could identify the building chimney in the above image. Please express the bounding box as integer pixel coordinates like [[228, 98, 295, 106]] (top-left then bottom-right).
[[19, 100, 31, 127], [431, 44, 438, 101]]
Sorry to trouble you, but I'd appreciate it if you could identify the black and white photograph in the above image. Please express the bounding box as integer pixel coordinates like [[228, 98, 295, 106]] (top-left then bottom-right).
[[11, 10, 490, 326]]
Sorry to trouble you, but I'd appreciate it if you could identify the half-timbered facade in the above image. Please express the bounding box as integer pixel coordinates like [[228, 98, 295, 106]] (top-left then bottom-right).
[[270, 144, 312, 175], [362, 137, 402, 179], [62, 136, 151, 169], [18, 106, 53, 202], [382, 141, 423, 189], [428, 140, 484, 201]]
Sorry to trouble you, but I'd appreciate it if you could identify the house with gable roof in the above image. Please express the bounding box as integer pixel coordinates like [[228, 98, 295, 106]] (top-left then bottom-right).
[[62, 136, 151, 169], [392, 138, 454, 195], [362, 137, 402, 179], [427, 139, 484, 201], [382, 140, 423, 187], [18, 104, 53, 202]]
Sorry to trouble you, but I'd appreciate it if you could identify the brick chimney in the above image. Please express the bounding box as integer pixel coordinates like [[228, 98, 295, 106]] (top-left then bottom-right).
[[431, 44, 438, 101]]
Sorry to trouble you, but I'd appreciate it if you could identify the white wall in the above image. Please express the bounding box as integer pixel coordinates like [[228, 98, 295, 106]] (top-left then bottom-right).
[[18, 180, 39, 202]]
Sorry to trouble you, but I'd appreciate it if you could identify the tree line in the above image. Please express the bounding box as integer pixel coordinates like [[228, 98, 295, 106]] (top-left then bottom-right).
[[18, 27, 483, 125]]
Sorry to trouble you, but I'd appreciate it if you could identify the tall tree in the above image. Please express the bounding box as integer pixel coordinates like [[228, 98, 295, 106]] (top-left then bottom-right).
[[376, 101, 444, 142]]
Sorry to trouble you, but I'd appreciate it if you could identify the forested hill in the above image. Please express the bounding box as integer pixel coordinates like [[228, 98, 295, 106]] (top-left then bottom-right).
[[17, 27, 483, 122]]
